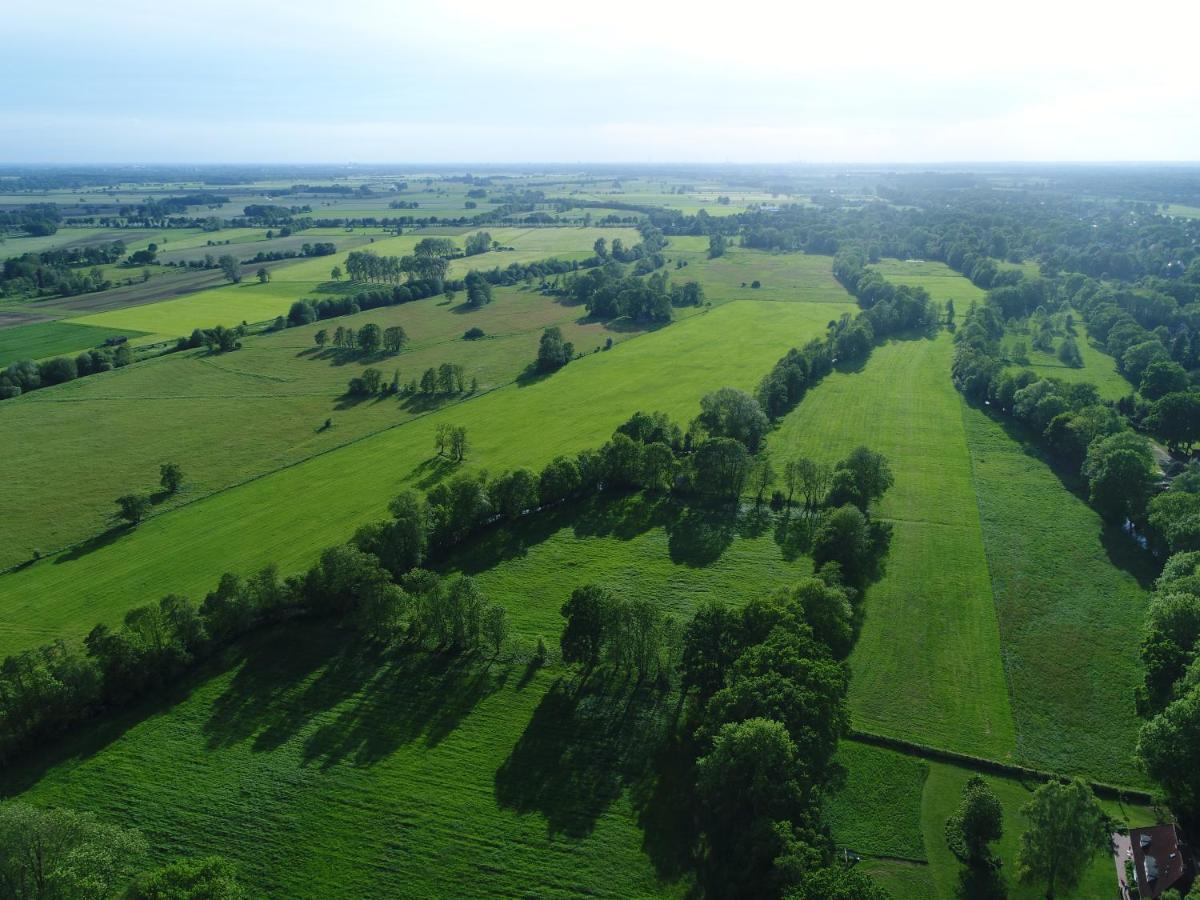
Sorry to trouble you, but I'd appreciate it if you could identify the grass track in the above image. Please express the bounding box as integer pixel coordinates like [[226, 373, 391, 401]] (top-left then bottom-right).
[[960, 403, 1151, 785], [773, 333, 1018, 760]]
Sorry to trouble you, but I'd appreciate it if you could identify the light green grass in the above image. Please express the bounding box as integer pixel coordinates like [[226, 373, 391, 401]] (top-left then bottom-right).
[[0, 298, 852, 655], [831, 741, 1155, 900], [873, 259, 987, 307], [64, 226, 641, 339], [441, 493, 811, 643], [0, 321, 146, 366], [665, 244, 851, 307], [961, 403, 1151, 785], [1000, 319, 1129, 402], [7, 623, 677, 899], [0, 286, 649, 570], [774, 333, 1018, 761]]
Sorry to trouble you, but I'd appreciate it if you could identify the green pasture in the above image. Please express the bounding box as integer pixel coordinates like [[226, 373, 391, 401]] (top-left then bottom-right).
[[441, 492, 812, 644], [665, 242, 850, 307], [0, 297, 851, 655], [0, 320, 146, 366], [828, 741, 1154, 900], [773, 333, 1018, 761], [0, 285, 653, 571], [873, 258, 987, 307], [1000, 319, 1130, 402], [7, 623, 678, 898], [961, 403, 1151, 786]]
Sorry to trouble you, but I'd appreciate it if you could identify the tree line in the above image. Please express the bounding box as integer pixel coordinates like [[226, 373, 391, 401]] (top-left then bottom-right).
[[0, 342, 134, 400]]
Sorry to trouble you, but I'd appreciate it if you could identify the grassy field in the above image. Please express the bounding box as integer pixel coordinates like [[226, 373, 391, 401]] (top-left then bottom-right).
[[1000, 319, 1130, 402], [441, 493, 812, 645], [873, 258, 988, 307], [829, 741, 1154, 900], [6, 622, 679, 898], [773, 333, 1018, 761], [961, 403, 1151, 785], [0, 285, 654, 569], [0, 320, 146, 366], [0, 296, 854, 655], [63, 226, 641, 340]]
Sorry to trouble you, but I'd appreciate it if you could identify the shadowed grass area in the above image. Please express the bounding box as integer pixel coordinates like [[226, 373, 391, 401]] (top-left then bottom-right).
[[6, 621, 681, 899]]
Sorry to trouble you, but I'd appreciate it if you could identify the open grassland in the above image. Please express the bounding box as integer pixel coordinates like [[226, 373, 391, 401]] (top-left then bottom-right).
[[0, 286, 649, 570], [665, 242, 851, 308], [961, 404, 1151, 786], [64, 226, 641, 340], [7, 623, 678, 899], [873, 258, 987, 307], [0, 297, 853, 655], [0, 320, 146, 366], [773, 333, 1017, 760], [1000, 319, 1129, 401], [829, 742, 1154, 900], [441, 493, 811, 644]]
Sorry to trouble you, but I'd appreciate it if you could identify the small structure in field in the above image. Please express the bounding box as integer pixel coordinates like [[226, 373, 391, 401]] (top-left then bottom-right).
[[1112, 824, 1193, 899]]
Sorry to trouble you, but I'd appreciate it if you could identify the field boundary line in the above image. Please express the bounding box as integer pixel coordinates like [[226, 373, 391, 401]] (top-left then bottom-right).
[[846, 730, 1155, 803]]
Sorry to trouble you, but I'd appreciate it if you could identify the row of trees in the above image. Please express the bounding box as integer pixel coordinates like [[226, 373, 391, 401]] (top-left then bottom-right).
[[1, 342, 134, 400], [954, 302, 1159, 526], [286, 277, 451, 327], [315, 322, 408, 354], [662, 462, 895, 895], [565, 262, 675, 322], [753, 250, 935, 421]]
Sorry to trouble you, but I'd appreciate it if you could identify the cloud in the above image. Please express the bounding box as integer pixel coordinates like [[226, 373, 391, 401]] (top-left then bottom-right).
[[2, 0, 1198, 162]]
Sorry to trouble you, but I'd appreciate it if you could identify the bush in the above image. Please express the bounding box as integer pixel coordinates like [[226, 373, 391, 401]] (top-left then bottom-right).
[[463, 326, 485, 340]]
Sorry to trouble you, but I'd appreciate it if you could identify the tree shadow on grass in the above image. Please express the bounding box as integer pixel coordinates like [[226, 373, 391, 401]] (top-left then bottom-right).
[[493, 670, 669, 839], [54, 524, 133, 564], [666, 503, 736, 567], [978, 403, 1160, 585], [409, 454, 461, 489], [203, 623, 507, 768], [773, 510, 815, 562]]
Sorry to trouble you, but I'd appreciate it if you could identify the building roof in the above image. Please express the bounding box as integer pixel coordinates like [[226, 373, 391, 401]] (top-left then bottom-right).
[[1130, 824, 1190, 898]]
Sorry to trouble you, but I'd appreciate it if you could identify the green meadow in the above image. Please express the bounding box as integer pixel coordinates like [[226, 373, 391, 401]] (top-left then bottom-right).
[[5, 623, 677, 899], [773, 333, 1018, 761], [873, 258, 988, 307], [64, 226, 641, 340], [1000, 318, 1130, 401], [0, 320, 146, 366], [961, 403, 1150, 785], [0, 296, 851, 655]]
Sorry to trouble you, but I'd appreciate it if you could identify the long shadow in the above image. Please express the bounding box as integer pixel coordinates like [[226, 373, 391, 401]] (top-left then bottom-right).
[[773, 510, 814, 562], [630, 730, 699, 880], [440, 493, 668, 578], [409, 454, 461, 489], [493, 671, 668, 838], [1, 635, 257, 796], [665, 502, 737, 567], [515, 362, 555, 388], [203, 623, 506, 767], [54, 524, 133, 564], [300, 649, 509, 769]]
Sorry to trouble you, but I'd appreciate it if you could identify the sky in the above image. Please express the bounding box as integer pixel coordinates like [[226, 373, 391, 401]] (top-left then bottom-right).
[[3, 0, 1199, 164]]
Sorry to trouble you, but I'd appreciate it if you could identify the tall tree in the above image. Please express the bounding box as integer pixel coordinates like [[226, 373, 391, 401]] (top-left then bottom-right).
[[1016, 778, 1109, 899]]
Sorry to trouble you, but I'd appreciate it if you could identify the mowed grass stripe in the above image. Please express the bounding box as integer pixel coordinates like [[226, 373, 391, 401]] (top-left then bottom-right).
[[0, 299, 851, 656], [772, 333, 1017, 760], [960, 403, 1151, 785]]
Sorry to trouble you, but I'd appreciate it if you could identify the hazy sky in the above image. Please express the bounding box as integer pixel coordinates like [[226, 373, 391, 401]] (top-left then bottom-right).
[[4, 0, 1198, 164]]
